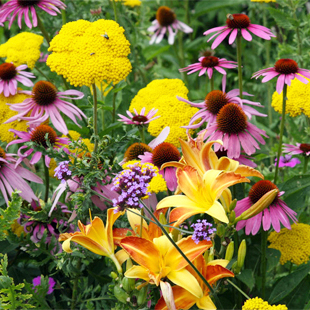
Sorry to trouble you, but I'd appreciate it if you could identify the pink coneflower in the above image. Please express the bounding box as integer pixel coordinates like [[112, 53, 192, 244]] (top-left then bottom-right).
[[148, 6, 193, 45], [178, 89, 266, 130], [7, 124, 70, 168], [204, 13, 275, 49], [179, 56, 238, 78], [252, 59, 310, 94], [283, 143, 310, 156], [0, 63, 35, 97], [203, 103, 268, 158], [0, 146, 42, 206], [5, 81, 86, 135], [0, 0, 66, 29], [235, 180, 297, 235], [118, 107, 160, 126], [275, 155, 301, 168]]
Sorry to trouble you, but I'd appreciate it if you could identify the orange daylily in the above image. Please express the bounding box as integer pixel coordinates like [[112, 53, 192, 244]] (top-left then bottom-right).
[[59, 208, 125, 273], [155, 255, 234, 310], [120, 235, 212, 298], [157, 165, 249, 226]]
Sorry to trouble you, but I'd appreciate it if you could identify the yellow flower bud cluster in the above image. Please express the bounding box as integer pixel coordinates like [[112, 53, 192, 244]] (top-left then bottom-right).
[[0, 92, 30, 143], [0, 32, 44, 69], [268, 223, 310, 265], [115, 0, 142, 7], [129, 79, 198, 146], [47, 19, 132, 87], [271, 77, 310, 117], [242, 297, 287, 310], [251, 0, 276, 2]]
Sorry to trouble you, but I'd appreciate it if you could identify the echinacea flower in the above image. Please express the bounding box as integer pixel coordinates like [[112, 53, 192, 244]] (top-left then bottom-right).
[[178, 88, 266, 129], [7, 124, 70, 168], [33, 276, 56, 295], [0, 146, 42, 206], [155, 255, 234, 310], [204, 13, 275, 49], [0, 0, 66, 29], [275, 155, 301, 168], [118, 107, 160, 126], [252, 59, 310, 94], [235, 180, 297, 235], [203, 103, 268, 158], [5, 80, 86, 135], [120, 235, 212, 298], [179, 56, 238, 79], [0, 63, 35, 97], [283, 143, 310, 156], [148, 6, 193, 45]]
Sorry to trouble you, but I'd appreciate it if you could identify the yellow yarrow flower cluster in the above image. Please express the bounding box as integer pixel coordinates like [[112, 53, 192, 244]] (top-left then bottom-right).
[[0, 32, 44, 69], [268, 223, 310, 265], [0, 92, 31, 143], [129, 79, 198, 146], [251, 0, 276, 2], [115, 0, 142, 7], [47, 19, 132, 87], [242, 297, 287, 310], [123, 160, 167, 193], [271, 77, 310, 117]]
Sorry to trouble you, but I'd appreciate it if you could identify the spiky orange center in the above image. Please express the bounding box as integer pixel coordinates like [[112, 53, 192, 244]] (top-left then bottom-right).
[[249, 180, 278, 204], [17, 0, 40, 7], [156, 6, 176, 27], [0, 63, 17, 81], [216, 103, 247, 134], [124, 143, 152, 161], [205, 90, 229, 115], [32, 81, 57, 106], [274, 59, 299, 74], [152, 142, 180, 168], [132, 115, 148, 123], [30, 125, 57, 148], [226, 14, 250, 29], [300, 143, 310, 153], [201, 56, 219, 68]]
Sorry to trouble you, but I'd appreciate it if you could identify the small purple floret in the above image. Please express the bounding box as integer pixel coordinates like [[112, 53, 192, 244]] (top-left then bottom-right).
[[191, 219, 216, 244], [54, 161, 72, 183]]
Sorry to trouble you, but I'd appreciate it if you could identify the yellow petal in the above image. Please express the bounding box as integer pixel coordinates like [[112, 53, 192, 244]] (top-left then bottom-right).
[[124, 265, 150, 282], [169, 207, 203, 228], [157, 195, 201, 211], [153, 235, 173, 257], [177, 166, 201, 202], [168, 269, 203, 299], [196, 295, 216, 310], [219, 188, 232, 212], [207, 259, 229, 268], [216, 157, 239, 172], [205, 201, 229, 223], [199, 140, 223, 172], [115, 249, 129, 266], [106, 208, 124, 253], [235, 165, 264, 179]]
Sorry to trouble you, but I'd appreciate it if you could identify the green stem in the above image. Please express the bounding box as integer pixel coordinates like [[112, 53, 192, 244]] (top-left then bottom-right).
[[43, 161, 49, 202], [140, 209, 144, 238], [205, 76, 209, 93], [139, 127, 145, 143], [261, 229, 267, 300], [35, 65, 51, 82], [178, 33, 188, 86], [303, 156, 309, 174], [61, 9, 66, 25], [210, 76, 214, 91], [92, 84, 98, 153], [71, 259, 81, 310], [112, 90, 117, 137], [112, 0, 118, 23], [37, 15, 51, 45], [274, 84, 287, 184], [236, 32, 243, 99], [227, 279, 250, 299], [110, 253, 123, 274], [140, 200, 224, 309]]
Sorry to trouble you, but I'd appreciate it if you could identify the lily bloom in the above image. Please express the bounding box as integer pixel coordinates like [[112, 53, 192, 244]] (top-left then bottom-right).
[[155, 256, 234, 310], [120, 235, 212, 298], [59, 208, 125, 273], [157, 165, 249, 227]]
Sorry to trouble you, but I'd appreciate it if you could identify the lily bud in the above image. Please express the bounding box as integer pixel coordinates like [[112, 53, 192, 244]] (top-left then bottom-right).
[[237, 239, 246, 269], [225, 241, 234, 261], [229, 210, 236, 224], [110, 272, 118, 279], [114, 285, 129, 304], [137, 285, 148, 306], [229, 199, 237, 212]]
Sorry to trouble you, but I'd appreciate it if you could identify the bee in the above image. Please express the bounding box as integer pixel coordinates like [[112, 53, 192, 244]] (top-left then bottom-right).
[[226, 14, 234, 20], [90, 53, 95, 56], [101, 32, 109, 40]]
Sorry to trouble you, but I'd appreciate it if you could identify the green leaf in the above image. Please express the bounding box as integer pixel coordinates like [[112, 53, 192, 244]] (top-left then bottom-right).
[[194, 0, 245, 17], [236, 269, 255, 291], [269, 263, 310, 303], [266, 248, 281, 272], [285, 275, 310, 309], [267, 8, 293, 29], [143, 45, 171, 61]]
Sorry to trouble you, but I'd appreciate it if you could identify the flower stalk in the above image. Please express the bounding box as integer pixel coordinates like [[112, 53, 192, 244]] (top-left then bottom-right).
[[43, 161, 49, 203], [261, 229, 267, 299], [37, 15, 51, 45], [92, 83, 99, 153], [236, 31, 243, 99]]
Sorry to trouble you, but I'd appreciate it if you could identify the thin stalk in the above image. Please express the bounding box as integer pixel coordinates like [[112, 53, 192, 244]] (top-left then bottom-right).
[[274, 84, 287, 184], [112, 90, 117, 136], [210, 76, 214, 91], [227, 279, 250, 299], [43, 161, 49, 202], [140, 209, 144, 238], [236, 32, 243, 99], [261, 229, 267, 300], [303, 156, 309, 174], [110, 253, 123, 274], [139, 127, 145, 143], [112, 0, 118, 23], [205, 76, 209, 93], [35, 65, 51, 82], [62, 9, 66, 25], [37, 15, 51, 45], [71, 259, 81, 310], [92, 83, 99, 153], [140, 200, 224, 309], [178, 33, 189, 86]]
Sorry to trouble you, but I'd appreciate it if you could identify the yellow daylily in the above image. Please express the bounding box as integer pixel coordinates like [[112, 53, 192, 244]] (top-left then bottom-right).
[[120, 235, 212, 299], [59, 208, 124, 273], [155, 255, 234, 310], [157, 165, 249, 226]]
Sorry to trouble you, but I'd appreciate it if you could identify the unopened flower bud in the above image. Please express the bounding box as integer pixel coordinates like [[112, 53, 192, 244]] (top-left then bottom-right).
[[237, 239, 246, 269], [110, 272, 118, 279], [114, 285, 129, 304], [229, 210, 236, 224], [229, 199, 237, 212], [137, 284, 148, 306], [225, 241, 234, 261]]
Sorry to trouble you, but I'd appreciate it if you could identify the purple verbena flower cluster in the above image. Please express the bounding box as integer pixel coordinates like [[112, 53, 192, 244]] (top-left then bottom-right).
[[191, 219, 216, 244], [54, 161, 72, 183], [111, 163, 157, 212]]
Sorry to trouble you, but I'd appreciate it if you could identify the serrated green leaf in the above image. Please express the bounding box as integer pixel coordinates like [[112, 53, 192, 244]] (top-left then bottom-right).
[[267, 7, 293, 29], [236, 269, 255, 291]]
